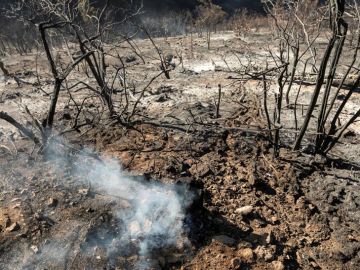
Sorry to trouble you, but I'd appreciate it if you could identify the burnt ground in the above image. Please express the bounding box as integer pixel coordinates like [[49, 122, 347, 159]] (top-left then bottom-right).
[[0, 31, 359, 269]]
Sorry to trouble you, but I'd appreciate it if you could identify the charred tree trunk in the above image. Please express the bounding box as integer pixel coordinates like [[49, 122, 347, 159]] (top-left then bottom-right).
[[293, 0, 347, 151]]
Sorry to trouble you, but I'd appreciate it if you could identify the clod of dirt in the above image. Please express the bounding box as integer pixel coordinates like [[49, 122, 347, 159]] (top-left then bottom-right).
[[272, 260, 285, 270], [237, 248, 254, 263], [189, 163, 213, 178], [254, 245, 276, 262], [212, 235, 236, 246], [230, 257, 242, 269]]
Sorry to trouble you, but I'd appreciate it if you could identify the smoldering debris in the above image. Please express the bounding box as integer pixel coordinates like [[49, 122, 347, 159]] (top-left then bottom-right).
[[25, 138, 195, 269], [81, 156, 195, 268]]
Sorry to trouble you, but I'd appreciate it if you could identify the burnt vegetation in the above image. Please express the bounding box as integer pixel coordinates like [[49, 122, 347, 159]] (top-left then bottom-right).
[[0, 0, 359, 269]]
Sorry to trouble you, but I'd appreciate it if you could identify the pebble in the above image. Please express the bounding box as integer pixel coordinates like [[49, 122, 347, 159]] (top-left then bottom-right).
[[271, 216, 279, 224], [266, 231, 275, 244], [78, 188, 89, 195], [31, 245, 39, 254], [235, 205, 253, 216]]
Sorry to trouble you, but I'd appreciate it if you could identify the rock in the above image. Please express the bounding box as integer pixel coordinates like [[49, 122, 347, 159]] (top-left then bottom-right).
[[78, 188, 89, 196], [190, 164, 213, 178], [230, 258, 242, 269], [0, 225, 2, 232], [235, 206, 253, 216], [31, 245, 39, 254], [254, 245, 275, 262], [47, 198, 58, 208], [6, 222, 20, 232], [272, 260, 285, 270], [271, 216, 279, 224], [266, 231, 275, 245], [212, 235, 236, 246], [237, 248, 254, 263]]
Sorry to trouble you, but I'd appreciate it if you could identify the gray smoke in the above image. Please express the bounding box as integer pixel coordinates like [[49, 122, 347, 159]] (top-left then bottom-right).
[[42, 137, 194, 269], [80, 155, 193, 267]]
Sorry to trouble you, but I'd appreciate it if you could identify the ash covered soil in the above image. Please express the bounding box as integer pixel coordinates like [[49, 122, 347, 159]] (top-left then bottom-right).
[[0, 31, 360, 269]]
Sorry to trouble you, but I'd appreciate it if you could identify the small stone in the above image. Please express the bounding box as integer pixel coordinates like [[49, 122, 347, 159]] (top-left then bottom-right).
[[212, 235, 236, 246], [6, 222, 20, 232], [271, 216, 279, 224], [235, 206, 253, 216], [31, 245, 39, 254], [190, 164, 213, 177], [230, 258, 242, 269], [47, 198, 58, 208], [237, 248, 254, 263], [272, 260, 285, 270], [255, 245, 275, 262], [266, 231, 274, 244], [78, 188, 89, 195]]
